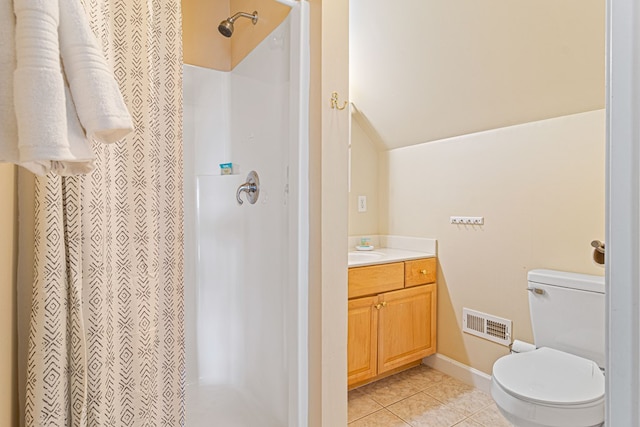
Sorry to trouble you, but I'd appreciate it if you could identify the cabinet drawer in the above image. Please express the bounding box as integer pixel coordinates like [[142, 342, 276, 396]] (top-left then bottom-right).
[[404, 258, 436, 287], [348, 262, 404, 298]]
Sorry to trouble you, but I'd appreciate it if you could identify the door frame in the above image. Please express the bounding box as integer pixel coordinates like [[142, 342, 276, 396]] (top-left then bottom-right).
[[606, 0, 640, 424]]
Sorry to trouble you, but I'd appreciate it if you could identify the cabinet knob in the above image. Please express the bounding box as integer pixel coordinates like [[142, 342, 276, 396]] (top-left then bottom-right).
[[420, 269, 428, 275], [374, 303, 382, 310]]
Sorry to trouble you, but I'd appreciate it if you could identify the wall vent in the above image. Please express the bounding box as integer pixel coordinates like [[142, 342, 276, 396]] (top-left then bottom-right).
[[462, 308, 512, 346]]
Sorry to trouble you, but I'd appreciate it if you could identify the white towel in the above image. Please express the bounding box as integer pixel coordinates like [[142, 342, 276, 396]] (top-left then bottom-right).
[[59, 0, 133, 144], [1, 0, 133, 176]]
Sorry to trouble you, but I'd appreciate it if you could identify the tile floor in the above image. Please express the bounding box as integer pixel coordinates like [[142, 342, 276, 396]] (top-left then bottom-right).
[[348, 365, 513, 427]]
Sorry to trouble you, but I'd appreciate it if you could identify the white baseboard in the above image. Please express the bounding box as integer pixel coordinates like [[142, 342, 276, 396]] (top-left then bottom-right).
[[422, 353, 492, 394]]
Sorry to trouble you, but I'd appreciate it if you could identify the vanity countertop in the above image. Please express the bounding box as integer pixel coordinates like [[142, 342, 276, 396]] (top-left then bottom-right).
[[348, 248, 435, 268]]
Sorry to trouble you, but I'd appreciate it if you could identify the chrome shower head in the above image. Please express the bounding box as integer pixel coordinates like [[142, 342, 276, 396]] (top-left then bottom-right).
[[218, 11, 258, 38], [218, 20, 234, 37]]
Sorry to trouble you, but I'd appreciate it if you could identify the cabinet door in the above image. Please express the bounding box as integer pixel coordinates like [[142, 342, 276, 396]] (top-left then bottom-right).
[[378, 284, 437, 374], [348, 296, 379, 386]]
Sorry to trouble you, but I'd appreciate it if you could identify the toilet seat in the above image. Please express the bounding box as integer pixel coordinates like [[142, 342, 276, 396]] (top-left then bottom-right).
[[491, 347, 604, 427], [492, 347, 604, 406]]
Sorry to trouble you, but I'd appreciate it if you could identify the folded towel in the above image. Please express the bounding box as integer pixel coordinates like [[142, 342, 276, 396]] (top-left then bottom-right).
[[53, 82, 96, 175], [13, 67, 74, 175], [1, 0, 133, 175], [59, 0, 133, 144], [13, 0, 74, 175]]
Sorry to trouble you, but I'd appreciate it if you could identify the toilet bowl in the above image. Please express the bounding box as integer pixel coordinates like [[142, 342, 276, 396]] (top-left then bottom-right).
[[492, 347, 604, 427], [491, 270, 606, 427]]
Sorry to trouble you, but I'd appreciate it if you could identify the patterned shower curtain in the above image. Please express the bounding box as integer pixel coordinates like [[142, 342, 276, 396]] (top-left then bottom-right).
[[23, 0, 184, 426]]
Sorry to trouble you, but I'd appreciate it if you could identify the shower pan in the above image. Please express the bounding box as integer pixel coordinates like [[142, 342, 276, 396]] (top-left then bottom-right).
[[183, 3, 309, 426]]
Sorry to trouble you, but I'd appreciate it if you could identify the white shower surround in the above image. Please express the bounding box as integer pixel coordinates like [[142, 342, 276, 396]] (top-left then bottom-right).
[[183, 5, 309, 426]]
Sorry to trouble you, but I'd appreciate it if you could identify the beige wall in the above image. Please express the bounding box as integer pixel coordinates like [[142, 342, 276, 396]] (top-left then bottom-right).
[[0, 164, 18, 426], [182, 0, 231, 70], [350, 0, 605, 149], [229, 0, 290, 69], [348, 117, 380, 236], [182, 0, 289, 70], [379, 110, 606, 374]]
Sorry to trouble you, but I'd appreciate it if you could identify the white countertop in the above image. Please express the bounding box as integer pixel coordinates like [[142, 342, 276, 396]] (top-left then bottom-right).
[[348, 247, 435, 268]]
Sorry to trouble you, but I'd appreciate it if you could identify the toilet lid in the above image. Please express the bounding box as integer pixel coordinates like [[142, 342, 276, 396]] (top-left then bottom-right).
[[492, 347, 604, 405]]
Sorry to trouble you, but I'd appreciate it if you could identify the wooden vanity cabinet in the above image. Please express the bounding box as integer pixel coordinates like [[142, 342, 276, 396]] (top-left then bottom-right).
[[347, 257, 437, 388]]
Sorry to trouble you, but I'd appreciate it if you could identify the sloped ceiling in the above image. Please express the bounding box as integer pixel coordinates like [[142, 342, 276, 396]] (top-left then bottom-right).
[[349, 0, 605, 150]]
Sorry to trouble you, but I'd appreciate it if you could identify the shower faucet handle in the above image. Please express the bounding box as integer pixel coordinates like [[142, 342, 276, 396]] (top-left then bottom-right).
[[236, 171, 260, 205]]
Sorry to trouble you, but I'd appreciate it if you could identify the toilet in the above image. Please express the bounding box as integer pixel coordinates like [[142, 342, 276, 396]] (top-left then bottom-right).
[[491, 269, 605, 427]]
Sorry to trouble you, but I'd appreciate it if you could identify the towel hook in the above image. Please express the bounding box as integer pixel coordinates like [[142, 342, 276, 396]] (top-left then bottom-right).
[[330, 92, 348, 110]]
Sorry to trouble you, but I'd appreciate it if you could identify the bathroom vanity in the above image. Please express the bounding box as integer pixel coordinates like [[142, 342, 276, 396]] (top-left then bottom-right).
[[347, 250, 437, 388]]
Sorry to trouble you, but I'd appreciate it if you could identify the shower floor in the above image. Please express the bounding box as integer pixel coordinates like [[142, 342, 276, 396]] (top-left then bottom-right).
[[186, 382, 283, 427]]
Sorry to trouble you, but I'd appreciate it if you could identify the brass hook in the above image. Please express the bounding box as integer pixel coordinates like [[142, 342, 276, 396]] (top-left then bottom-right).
[[330, 91, 348, 110]]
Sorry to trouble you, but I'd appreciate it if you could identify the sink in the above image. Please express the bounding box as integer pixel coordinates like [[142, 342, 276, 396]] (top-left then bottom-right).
[[348, 251, 385, 264]]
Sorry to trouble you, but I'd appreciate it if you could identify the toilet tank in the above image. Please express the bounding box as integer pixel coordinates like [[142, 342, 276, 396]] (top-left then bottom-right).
[[528, 269, 605, 368]]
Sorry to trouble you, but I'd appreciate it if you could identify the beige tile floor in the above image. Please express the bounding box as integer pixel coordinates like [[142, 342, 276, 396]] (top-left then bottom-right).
[[348, 365, 513, 427]]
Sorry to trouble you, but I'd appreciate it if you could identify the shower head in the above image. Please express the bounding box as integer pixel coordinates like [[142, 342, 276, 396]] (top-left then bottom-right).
[[218, 20, 234, 37], [218, 11, 258, 38]]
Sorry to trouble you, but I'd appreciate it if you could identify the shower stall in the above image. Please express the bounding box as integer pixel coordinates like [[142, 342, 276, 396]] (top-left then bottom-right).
[[183, 3, 309, 426]]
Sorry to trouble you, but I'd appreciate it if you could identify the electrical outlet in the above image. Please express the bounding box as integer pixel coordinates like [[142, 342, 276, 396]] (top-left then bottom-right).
[[358, 196, 367, 213]]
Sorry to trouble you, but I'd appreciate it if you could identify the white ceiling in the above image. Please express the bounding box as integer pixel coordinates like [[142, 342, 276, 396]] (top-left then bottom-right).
[[349, 0, 605, 150]]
